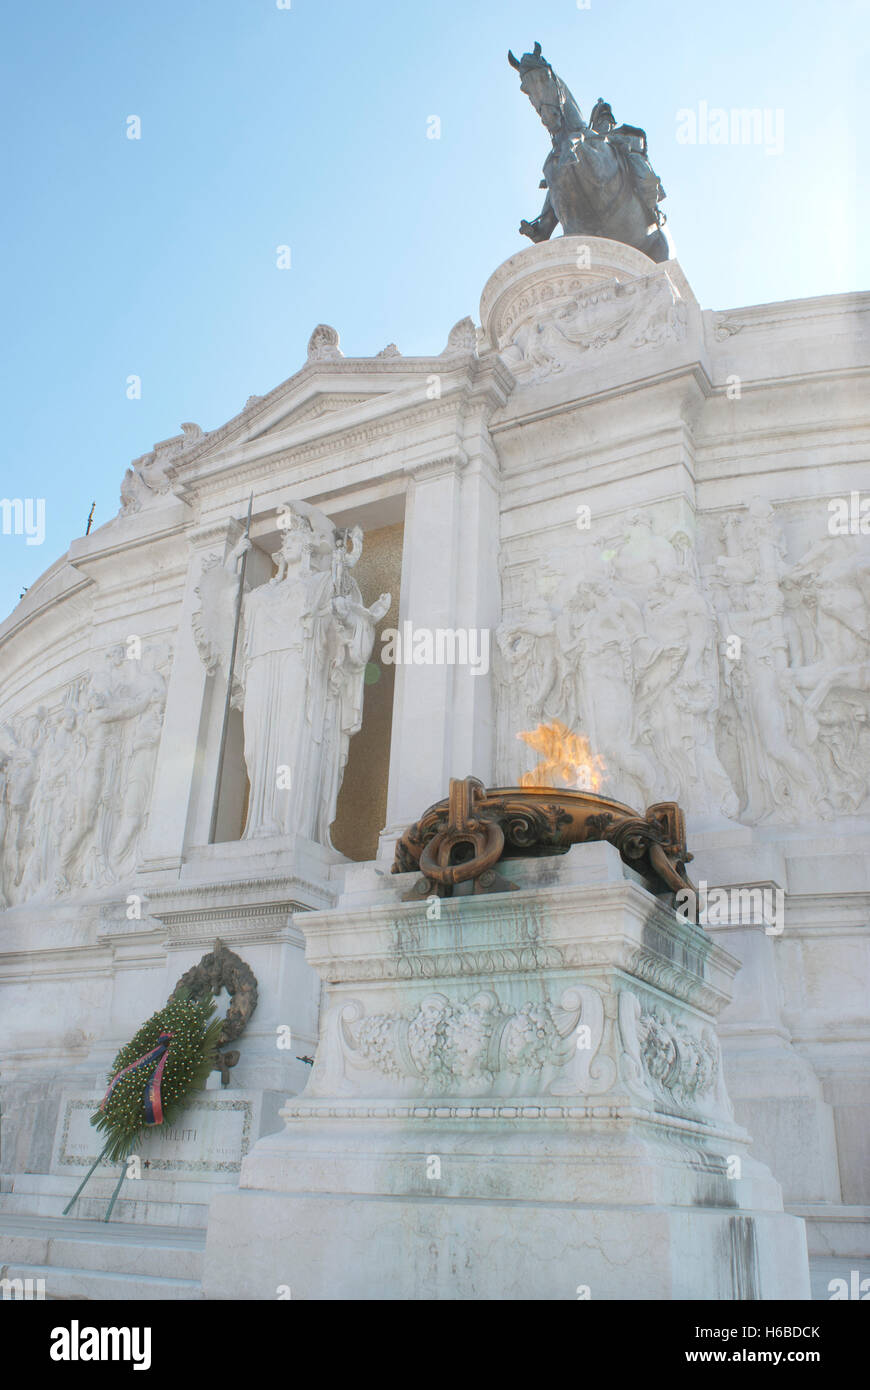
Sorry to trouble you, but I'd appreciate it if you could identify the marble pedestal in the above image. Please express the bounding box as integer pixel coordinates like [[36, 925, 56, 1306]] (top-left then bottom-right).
[[201, 843, 809, 1300]]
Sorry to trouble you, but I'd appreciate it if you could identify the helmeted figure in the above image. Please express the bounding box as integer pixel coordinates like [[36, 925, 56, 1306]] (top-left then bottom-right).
[[193, 501, 389, 848], [509, 43, 669, 262]]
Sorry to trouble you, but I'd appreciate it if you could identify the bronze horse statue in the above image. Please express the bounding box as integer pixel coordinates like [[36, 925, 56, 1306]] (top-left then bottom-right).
[[509, 42, 670, 263]]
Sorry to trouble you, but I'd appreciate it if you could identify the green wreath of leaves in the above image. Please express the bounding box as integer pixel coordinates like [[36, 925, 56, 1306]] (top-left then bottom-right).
[[90, 988, 223, 1163]]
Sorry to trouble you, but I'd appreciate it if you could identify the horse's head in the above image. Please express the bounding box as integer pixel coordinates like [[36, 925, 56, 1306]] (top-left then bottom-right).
[[508, 42, 567, 137]]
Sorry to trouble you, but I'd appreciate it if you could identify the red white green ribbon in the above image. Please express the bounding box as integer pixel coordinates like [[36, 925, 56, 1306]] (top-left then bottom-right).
[[99, 1031, 174, 1126]]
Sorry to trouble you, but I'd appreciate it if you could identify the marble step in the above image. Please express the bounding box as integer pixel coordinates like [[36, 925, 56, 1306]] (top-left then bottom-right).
[[0, 1214, 204, 1280], [0, 1214, 205, 1300], [0, 1172, 219, 1227], [788, 1205, 870, 1258]]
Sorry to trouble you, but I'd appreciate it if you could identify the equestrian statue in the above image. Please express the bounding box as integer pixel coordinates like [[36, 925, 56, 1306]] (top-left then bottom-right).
[[509, 42, 670, 263]]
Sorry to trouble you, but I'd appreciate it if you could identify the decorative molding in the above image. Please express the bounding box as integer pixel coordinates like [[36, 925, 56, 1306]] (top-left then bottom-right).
[[153, 357, 489, 487], [441, 316, 478, 357], [479, 237, 657, 348], [307, 323, 343, 361], [278, 1097, 745, 1144]]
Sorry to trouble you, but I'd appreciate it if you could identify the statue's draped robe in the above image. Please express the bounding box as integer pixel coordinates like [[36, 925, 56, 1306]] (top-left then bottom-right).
[[315, 586, 380, 846], [238, 566, 335, 840]]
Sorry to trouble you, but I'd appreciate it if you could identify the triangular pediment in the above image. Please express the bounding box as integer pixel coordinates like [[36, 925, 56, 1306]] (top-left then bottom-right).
[[247, 390, 387, 439], [121, 339, 464, 489]]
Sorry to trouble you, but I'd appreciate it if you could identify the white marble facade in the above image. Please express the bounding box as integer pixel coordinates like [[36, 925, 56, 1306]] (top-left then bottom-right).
[[0, 238, 868, 1293]]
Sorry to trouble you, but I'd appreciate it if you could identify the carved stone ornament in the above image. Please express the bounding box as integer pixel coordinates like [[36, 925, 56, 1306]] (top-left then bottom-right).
[[507, 273, 688, 382], [441, 316, 478, 356], [318, 984, 612, 1099], [306, 323, 343, 361], [618, 990, 725, 1115], [393, 775, 695, 910]]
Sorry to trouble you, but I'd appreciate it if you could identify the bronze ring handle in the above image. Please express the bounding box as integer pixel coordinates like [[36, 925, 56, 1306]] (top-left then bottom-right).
[[420, 821, 505, 887]]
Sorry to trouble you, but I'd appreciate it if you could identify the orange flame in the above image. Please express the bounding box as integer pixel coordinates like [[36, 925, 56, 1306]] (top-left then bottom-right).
[[517, 720, 606, 792]]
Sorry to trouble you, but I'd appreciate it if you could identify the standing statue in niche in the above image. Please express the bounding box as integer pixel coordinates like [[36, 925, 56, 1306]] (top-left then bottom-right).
[[195, 502, 389, 847], [509, 43, 669, 261]]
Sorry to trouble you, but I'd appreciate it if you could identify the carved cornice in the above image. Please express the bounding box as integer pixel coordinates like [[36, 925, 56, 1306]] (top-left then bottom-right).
[[155, 361, 431, 477], [187, 516, 247, 554], [403, 451, 469, 483], [67, 511, 192, 567], [0, 571, 94, 652], [306, 937, 729, 1012], [620, 946, 728, 1015], [143, 873, 331, 905], [166, 358, 486, 490], [162, 919, 308, 950], [315, 941, 566, 983], [465, 354, 517, 410], [489, 361, 712, 433], [157, 901, 308, 927], [708, 291, 869, 344]]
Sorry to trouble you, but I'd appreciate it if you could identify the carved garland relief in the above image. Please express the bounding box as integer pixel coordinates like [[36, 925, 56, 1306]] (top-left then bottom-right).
[[313, 984, 613, 1099]]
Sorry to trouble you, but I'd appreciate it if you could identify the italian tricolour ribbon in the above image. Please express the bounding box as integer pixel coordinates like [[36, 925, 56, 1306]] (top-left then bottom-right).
[[99, 1031, 174, 1126]]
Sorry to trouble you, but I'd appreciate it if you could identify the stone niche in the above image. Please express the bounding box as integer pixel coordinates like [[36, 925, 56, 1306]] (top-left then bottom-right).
[[331, 518, 404, 861]]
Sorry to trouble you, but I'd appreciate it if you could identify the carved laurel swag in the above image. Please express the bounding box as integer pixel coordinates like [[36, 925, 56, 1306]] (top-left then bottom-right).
[[319, 985, 614, 1099]]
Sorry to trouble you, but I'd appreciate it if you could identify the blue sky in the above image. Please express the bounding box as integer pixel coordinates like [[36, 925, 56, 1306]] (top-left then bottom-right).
[[0, 0, 865, 619]]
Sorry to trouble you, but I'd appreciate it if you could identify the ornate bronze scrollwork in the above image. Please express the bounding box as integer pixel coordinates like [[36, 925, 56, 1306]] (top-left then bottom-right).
[[393, 777, 696, 913]]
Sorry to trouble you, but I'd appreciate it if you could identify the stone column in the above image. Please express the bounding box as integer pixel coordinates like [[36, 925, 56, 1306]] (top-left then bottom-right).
[[380, 454, 470, 847], [379, 383, 507, 855], [138, 520, 243, 874]]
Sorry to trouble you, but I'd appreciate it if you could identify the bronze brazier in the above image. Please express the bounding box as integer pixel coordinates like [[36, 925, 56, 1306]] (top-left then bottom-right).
[[392, 775, 695, 910]]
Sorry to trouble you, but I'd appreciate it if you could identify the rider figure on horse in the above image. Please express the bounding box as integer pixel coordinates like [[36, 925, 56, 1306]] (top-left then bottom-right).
[[509, 43, 670, 263]]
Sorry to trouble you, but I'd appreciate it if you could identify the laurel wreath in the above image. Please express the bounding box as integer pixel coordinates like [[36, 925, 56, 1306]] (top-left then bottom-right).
[[90, 988, 223, 1163]]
